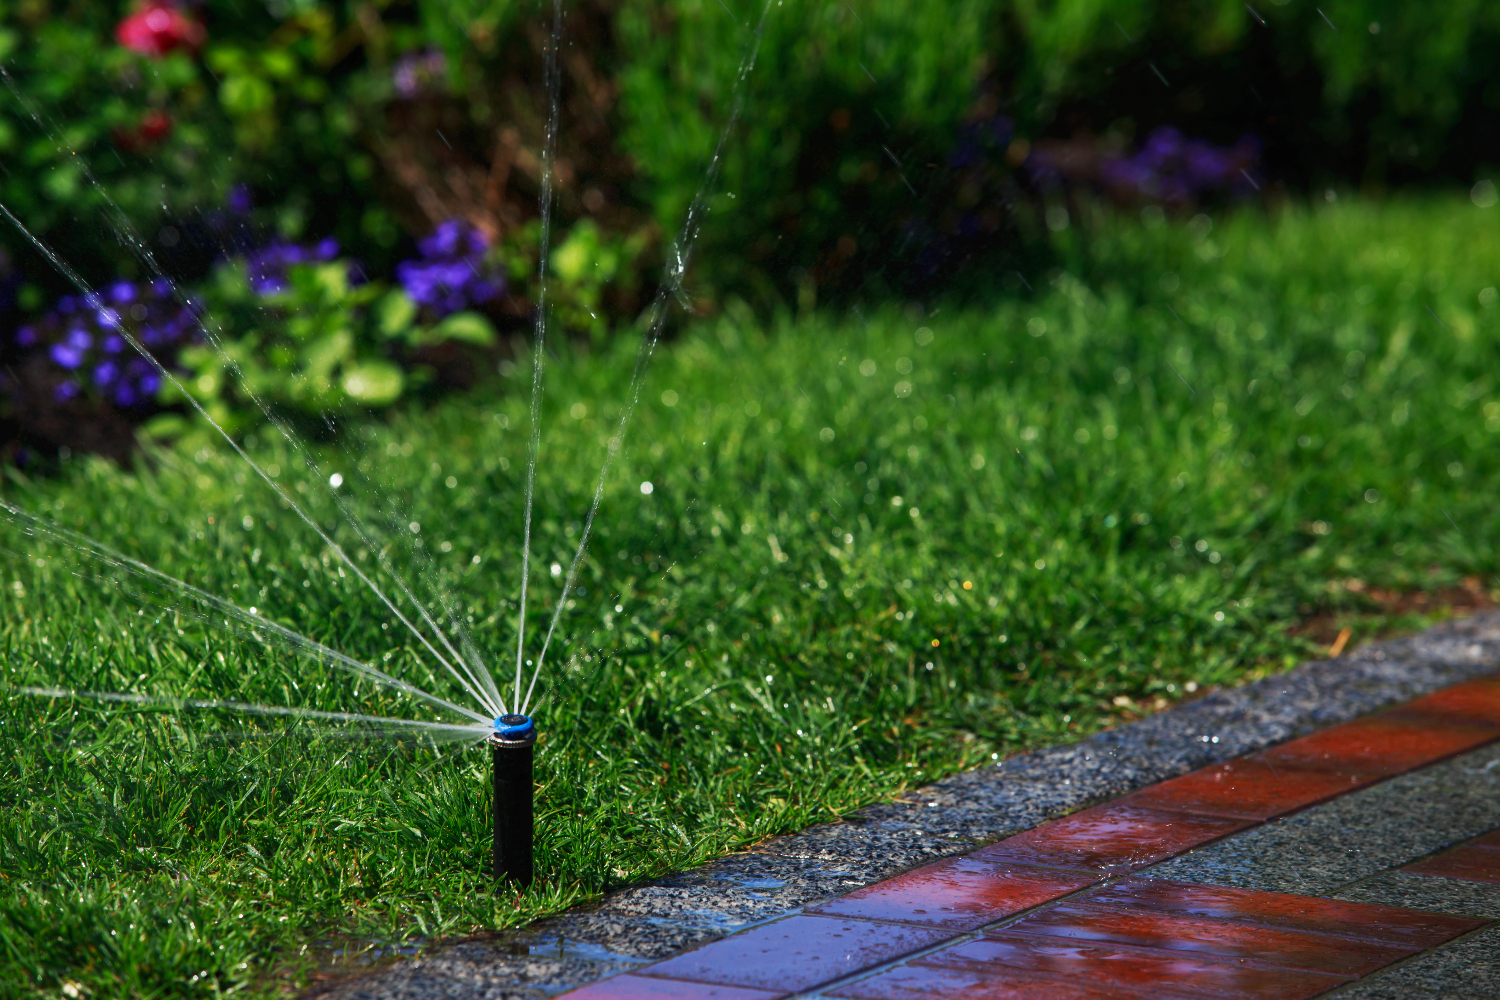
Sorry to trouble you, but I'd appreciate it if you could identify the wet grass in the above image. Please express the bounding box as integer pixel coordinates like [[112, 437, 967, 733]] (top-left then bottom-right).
[[3, 195, 1500, 998]]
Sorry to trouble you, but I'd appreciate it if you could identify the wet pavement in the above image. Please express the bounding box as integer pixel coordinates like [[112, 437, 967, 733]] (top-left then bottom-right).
[[306, 612, 1500, 1000]]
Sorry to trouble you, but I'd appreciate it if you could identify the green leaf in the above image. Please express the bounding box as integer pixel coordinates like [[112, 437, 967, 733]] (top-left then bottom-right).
[[377, 290, 419, 338], [313, 262, 349, 301], [219, 75, 275, 116], [302, 330, 354, 380], [341, 360, 405, 406], [429, 311, 497, 347], [138, 413, 189, 440]]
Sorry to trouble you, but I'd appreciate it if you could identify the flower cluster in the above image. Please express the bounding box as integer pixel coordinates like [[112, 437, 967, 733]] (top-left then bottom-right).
[[15, 280, 200, 406], [393, 49, 448, 99], [1098, 128, 1262, 202], [115, 1, 205, 58], [241, 237, 342, 295], [395, 221, 504, 317]]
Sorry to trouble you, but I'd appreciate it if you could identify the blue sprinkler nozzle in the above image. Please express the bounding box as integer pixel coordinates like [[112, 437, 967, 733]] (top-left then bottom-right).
[[493, 713, 537, 744], [491, 713, 536, 887]]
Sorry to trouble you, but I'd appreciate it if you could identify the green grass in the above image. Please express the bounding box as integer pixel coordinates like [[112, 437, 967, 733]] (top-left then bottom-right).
[[4, 195, 1500, 998]]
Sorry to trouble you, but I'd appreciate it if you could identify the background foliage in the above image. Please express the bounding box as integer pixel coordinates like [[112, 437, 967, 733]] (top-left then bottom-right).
[[2, 0, 1498, 313]]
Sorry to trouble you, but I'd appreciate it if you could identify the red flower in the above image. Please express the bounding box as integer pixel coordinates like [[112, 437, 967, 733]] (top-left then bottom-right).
[[113, 110, 174, 152], [115, 2, 205, 58], [139, 109, 174, 143]]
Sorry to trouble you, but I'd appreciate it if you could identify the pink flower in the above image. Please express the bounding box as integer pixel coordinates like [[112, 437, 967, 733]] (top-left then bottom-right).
[[115, 2, 205, 58]]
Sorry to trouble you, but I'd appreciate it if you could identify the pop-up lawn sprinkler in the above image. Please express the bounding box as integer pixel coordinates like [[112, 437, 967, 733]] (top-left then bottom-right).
[[491, 713, 536, 887]]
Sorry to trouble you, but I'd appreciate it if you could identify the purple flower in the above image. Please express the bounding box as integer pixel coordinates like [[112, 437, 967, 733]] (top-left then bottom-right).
[[228, 183, 253, 215], [315, 237, 340, 260], [1140, 127, 1185, 169], [418, 220, 465, 258], [1099, 156, 1156, 192], [395, 220, 505, 317], [393, 49, 447, 99], [19, 274, 196, 409], [50, 342, 84, 369]]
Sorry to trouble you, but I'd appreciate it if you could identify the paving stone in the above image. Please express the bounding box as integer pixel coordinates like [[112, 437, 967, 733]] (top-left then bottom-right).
[[561, 975, 783, 1000], [303, 944, 639, 1000], [636, 914, 951, 994], [919, 933, 1349, 1000], [1087, 878, 1483, 949], [1143, 744, 1500, 894], [1334, 872, 1500, 920], [1324, 926, 1500, 1000], [808, 858, 1099, 930], [996, 902, 1415, 978], [1254, 710, 1498, 778], [970, 803, 1250, 873], [1123, 756, 1369, 821], [1403, 833, 1500, 884], [1402, 676, 1500, 728], [827, 961, 1168, 1000]]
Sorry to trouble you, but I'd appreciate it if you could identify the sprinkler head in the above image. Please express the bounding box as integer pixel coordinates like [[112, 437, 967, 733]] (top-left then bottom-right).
[[492, 713, 537, 744], [490, 713, 536, 887]]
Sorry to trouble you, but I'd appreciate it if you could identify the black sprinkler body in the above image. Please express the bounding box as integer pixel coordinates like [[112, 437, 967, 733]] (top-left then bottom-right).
[[491, 713, 536, 887]]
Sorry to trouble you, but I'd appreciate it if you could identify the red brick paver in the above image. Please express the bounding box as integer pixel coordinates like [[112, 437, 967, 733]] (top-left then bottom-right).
[[561, 674, 1500, 999], [919, 932, 1348, 999], [564, 976, 788, 1000], [1403, 828, 1500, 885], [637, 915, 950, 996], [969, 803, 1251, 873], [1080, 877, 1479, 949], [808, 858, 1100, 931]]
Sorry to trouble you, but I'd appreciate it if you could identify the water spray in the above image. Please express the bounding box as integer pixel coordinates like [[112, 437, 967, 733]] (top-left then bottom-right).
[[491, 713, 537, 887]]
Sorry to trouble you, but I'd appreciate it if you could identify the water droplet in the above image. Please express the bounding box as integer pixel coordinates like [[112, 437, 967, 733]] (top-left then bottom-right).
[[640, 480, 654, 495], [328, 473, 343, 488]]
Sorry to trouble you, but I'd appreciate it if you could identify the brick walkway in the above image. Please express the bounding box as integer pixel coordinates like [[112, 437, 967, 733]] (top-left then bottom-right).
[[560, 676, 1500, 1000]]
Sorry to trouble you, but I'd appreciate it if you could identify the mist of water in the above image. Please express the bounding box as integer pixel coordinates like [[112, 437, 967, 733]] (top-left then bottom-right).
[[0, 0, 775, 737]]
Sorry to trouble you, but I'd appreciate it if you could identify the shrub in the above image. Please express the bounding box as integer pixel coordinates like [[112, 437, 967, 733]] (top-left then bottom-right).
[[3, 0, 1500, 464]]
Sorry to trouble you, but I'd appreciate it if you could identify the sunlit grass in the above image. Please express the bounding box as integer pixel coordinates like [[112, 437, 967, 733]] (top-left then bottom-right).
[[2, 195, 1498, 998]]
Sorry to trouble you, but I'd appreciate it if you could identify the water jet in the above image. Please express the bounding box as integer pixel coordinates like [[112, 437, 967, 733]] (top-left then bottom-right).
[[491, 713, 537, 887]]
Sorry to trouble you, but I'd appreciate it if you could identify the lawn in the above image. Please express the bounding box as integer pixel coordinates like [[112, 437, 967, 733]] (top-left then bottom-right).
[[3, 195, 1499, 998]]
